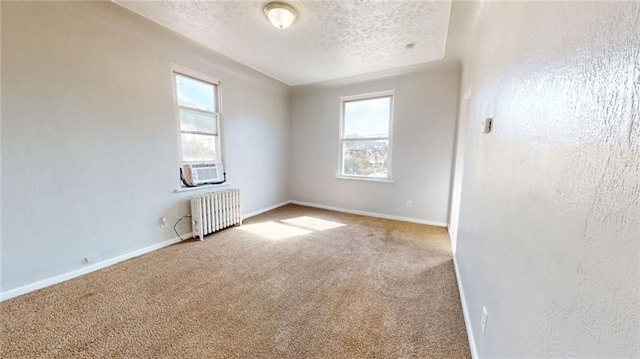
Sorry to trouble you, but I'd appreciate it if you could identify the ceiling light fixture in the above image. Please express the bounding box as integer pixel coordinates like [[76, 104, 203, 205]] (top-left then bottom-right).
[[264, 2, 297, 30]]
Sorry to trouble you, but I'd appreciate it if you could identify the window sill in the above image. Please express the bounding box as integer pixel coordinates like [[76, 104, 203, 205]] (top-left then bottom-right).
[[335, 175, 395, 184], [174, 183, 230, 193]]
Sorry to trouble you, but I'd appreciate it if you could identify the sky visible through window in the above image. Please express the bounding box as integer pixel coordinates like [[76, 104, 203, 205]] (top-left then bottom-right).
[[174, 73, 218, 162], [344, 97, 390, 138], [176, 74, 215, 112]]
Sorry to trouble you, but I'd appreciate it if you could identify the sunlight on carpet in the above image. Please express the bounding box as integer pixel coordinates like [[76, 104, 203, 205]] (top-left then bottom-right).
[[281, 216, 346, 231], [238, 221, 312, 240], [239, 216, 346, 240]]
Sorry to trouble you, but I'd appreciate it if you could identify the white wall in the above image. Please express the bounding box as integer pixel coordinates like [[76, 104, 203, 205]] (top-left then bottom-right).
[[1, 2, 290, 293], [289, 66, 460, 225], [448, 88, 471, 254], [453, 1, 639, 357]]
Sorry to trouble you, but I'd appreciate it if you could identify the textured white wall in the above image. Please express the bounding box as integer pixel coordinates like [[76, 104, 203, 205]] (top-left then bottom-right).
[[290, 67, 460, 224], [454, 2, 639, 357], [1, 2, 290, 292]]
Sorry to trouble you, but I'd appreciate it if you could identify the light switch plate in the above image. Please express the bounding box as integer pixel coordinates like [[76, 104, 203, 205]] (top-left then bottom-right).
[[481, 306, 489, 333], [482, 118, 493, 133]]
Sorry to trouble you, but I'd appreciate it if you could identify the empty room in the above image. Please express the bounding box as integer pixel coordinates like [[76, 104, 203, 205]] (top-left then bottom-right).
[[1, 0, 638, 358]]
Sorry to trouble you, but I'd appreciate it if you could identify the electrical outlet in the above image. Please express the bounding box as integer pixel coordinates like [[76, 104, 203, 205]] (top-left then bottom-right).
[[81, 256, 94, 265], [406, 200, 412, 208], [480, 306, 489, 334], [159, 216, 168, 228]]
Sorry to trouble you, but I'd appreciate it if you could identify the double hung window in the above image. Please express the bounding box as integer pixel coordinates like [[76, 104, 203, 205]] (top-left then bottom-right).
[[172, 66, 221, 163], [339, 91, 394, 180]]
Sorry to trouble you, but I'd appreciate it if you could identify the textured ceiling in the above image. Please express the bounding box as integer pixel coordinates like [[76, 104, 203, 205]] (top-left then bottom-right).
[[113, 1, 452, 86]]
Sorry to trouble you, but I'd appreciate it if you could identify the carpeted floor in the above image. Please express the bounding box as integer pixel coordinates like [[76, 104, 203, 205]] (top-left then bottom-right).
[[0, 204, 470, 358]]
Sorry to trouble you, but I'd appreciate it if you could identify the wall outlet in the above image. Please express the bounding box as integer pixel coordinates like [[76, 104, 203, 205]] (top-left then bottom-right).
[[480, 306, 489, 334], [159, 216, 168, 228], [81, 256, 94, 265], [406, 200, 412, 208]]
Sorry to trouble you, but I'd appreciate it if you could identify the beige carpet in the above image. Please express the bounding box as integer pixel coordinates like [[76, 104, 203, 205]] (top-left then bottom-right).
[[1, 204, 470, 358]]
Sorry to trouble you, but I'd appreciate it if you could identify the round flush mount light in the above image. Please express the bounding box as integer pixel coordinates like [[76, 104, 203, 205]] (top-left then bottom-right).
[[264, 2, 298, 29]]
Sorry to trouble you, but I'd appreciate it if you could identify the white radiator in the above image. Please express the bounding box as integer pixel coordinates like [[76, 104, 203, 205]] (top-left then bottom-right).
[[191, 189, 242, 240]]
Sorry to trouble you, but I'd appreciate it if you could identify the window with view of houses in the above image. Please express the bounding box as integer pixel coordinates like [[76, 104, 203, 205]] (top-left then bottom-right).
[[339, 91, 394, 180]]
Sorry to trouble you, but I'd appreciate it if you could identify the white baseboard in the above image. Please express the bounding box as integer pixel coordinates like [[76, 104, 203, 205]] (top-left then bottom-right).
[[453, 256, 479, 359], [0, 200, 444, 302], [0, 233, 192, 302], [0, 199, 293, 302], [242, 200, 291, 220], [290, 200, 448, 227]]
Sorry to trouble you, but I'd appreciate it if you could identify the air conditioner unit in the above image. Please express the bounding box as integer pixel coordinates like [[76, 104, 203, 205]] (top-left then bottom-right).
[[182, 162, 225, 186]]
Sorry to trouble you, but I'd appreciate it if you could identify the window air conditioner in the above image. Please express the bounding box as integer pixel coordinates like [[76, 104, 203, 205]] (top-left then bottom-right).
[[182, 162, 225, 186]]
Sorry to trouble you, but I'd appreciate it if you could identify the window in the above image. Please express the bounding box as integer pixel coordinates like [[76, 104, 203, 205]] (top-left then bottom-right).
[[172, 66, 221, 163], [339, 91, 393, 180]]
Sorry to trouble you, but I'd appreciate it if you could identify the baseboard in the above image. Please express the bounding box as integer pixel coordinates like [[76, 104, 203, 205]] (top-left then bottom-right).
[[242, 200, 291, 220], [290, 200, 448, 227], [1, 199, 294, 302], [0, 200, 443, 302], [0, 233, 192, 302], [453, 255, 479, 359]]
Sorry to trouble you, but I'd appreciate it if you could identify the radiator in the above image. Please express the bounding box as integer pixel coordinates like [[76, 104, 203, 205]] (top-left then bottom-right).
[[191, 189, 242, 240]]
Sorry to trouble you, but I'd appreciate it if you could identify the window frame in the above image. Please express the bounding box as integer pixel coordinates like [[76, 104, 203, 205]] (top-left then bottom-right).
[[171, 64, 223, 165], [337, 90, 395, 182]]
